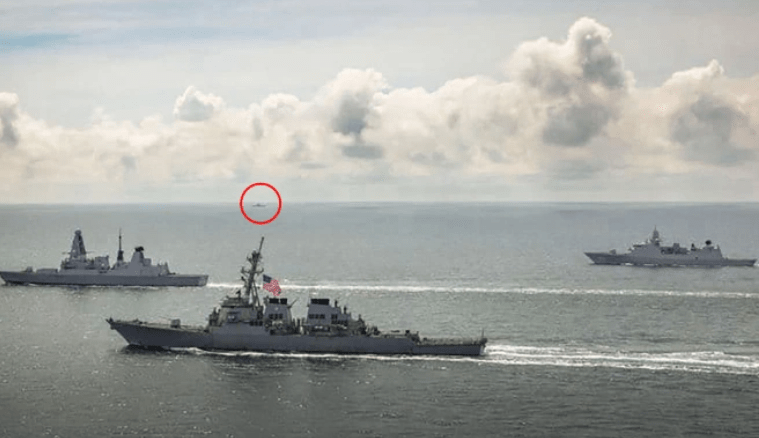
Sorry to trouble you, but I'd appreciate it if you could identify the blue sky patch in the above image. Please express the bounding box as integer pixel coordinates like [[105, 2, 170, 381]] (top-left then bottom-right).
[[0, 33, 74, 50]]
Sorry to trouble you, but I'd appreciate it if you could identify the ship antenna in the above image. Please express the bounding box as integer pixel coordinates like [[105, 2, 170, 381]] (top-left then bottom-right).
[[241, 237, 265, 307]]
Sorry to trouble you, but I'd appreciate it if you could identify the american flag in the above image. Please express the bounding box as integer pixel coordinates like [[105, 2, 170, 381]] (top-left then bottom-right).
[[262, 274, 281, 296]]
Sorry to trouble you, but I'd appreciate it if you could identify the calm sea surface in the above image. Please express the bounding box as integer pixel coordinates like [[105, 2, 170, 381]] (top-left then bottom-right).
[[2, 203, 759, 437]]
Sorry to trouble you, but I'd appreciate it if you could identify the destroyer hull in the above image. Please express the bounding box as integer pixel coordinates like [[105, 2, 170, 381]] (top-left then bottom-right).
[[107, 319, 486, 356], [584, 252, 756, 267], [0, 271, 208, 287]]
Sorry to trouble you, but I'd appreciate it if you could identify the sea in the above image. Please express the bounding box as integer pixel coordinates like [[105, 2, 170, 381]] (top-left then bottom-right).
[[1, 202, 759, 437]]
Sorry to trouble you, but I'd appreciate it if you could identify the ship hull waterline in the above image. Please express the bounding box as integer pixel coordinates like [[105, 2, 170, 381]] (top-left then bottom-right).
[[584, 252, 756, 267], [107, 319, 486, 356], [0, 271, 208, 287]]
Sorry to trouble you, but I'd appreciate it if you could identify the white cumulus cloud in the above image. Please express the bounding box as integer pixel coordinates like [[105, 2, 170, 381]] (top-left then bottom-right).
[[173, 86, 225, 122], [2, 17, 759, 203]]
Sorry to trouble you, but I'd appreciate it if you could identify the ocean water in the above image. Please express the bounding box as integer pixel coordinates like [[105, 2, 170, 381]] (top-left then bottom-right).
[[1, 202, 759, 437]]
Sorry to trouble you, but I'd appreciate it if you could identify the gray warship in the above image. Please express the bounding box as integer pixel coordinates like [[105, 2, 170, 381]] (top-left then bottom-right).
[[0, 230, 208, 287], [585, 228, 756, 267], [107, 238, 487, 356]]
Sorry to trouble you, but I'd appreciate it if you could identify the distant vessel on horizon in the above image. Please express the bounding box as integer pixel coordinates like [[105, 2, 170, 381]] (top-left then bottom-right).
[[0, 230, 208, 286], [584, 228, 756, 267]]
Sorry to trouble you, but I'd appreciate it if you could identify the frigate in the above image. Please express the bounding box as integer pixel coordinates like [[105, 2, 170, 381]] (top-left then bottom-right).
[[107, 238, 487, 356], [0, 230, 208, 287], [584, 227, 756, 267]]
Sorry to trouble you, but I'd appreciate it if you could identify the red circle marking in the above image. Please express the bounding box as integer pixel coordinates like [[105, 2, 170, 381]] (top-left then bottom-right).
[[239, 183, 282, 225]]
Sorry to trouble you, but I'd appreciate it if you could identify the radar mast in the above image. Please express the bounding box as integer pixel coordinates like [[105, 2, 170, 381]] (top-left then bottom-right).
[[117, 228, 124, 263], [240, 237, 265, 307]]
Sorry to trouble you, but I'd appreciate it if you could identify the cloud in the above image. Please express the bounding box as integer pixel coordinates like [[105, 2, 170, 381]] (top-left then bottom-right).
[[173, 86, 224, 122], [0, 92, 20, 147], [571, 18, 628, 90], [652, 59, 758, 167], [319, 69, 388, 160], [508, 17, 631, 148], [671, 95, 755, 166], [665, 59, 724, 90], [341, 143, 384, 159], [510, 17, 629, 96], [2, 17, 759, 203], [322, 69, 386, 136], [542, 102, 612, 146]]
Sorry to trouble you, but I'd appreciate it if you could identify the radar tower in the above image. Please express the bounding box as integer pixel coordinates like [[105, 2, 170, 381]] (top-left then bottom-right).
[[240, 237, 265, 308], [117, 228, 124, 263]]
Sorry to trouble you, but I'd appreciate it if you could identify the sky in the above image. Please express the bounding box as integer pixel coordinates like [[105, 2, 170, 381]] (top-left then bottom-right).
[[1, 0, 759, 204]]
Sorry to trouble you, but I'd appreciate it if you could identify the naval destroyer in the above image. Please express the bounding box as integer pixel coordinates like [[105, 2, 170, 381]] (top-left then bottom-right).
[[584, 228, 756, 267], [0, 230, 208, 287], [107, 238, 487, 356]]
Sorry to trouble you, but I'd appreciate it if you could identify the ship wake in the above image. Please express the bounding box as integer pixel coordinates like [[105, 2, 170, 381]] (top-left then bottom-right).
[[484, 343, 759, 376], [210, 282, 759, 299], [162, 343, 759, 376]]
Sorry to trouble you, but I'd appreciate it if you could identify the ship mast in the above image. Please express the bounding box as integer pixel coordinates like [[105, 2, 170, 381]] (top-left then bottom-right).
[[117, 228, 124, 263], [240, 237, 265, 308]]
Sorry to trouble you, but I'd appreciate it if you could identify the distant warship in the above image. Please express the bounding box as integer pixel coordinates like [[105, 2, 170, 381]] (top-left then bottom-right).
[[585, 228, 756, 267], [107, 238, 487, 356], [0, 230, 208, 287]]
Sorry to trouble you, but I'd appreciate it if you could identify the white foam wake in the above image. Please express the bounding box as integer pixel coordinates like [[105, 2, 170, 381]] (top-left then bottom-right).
[[207, 282, 241, 289], [209, 282, 759, 299], [171, 343, 759, 376], [484, 343, 759, 375]]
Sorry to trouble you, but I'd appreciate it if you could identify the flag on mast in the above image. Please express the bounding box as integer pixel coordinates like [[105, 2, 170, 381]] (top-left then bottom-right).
[[262, 274, 281, 296]]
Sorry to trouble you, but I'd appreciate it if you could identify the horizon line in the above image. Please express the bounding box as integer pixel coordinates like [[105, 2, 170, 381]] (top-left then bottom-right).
[[1, 200, 758, 206]]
